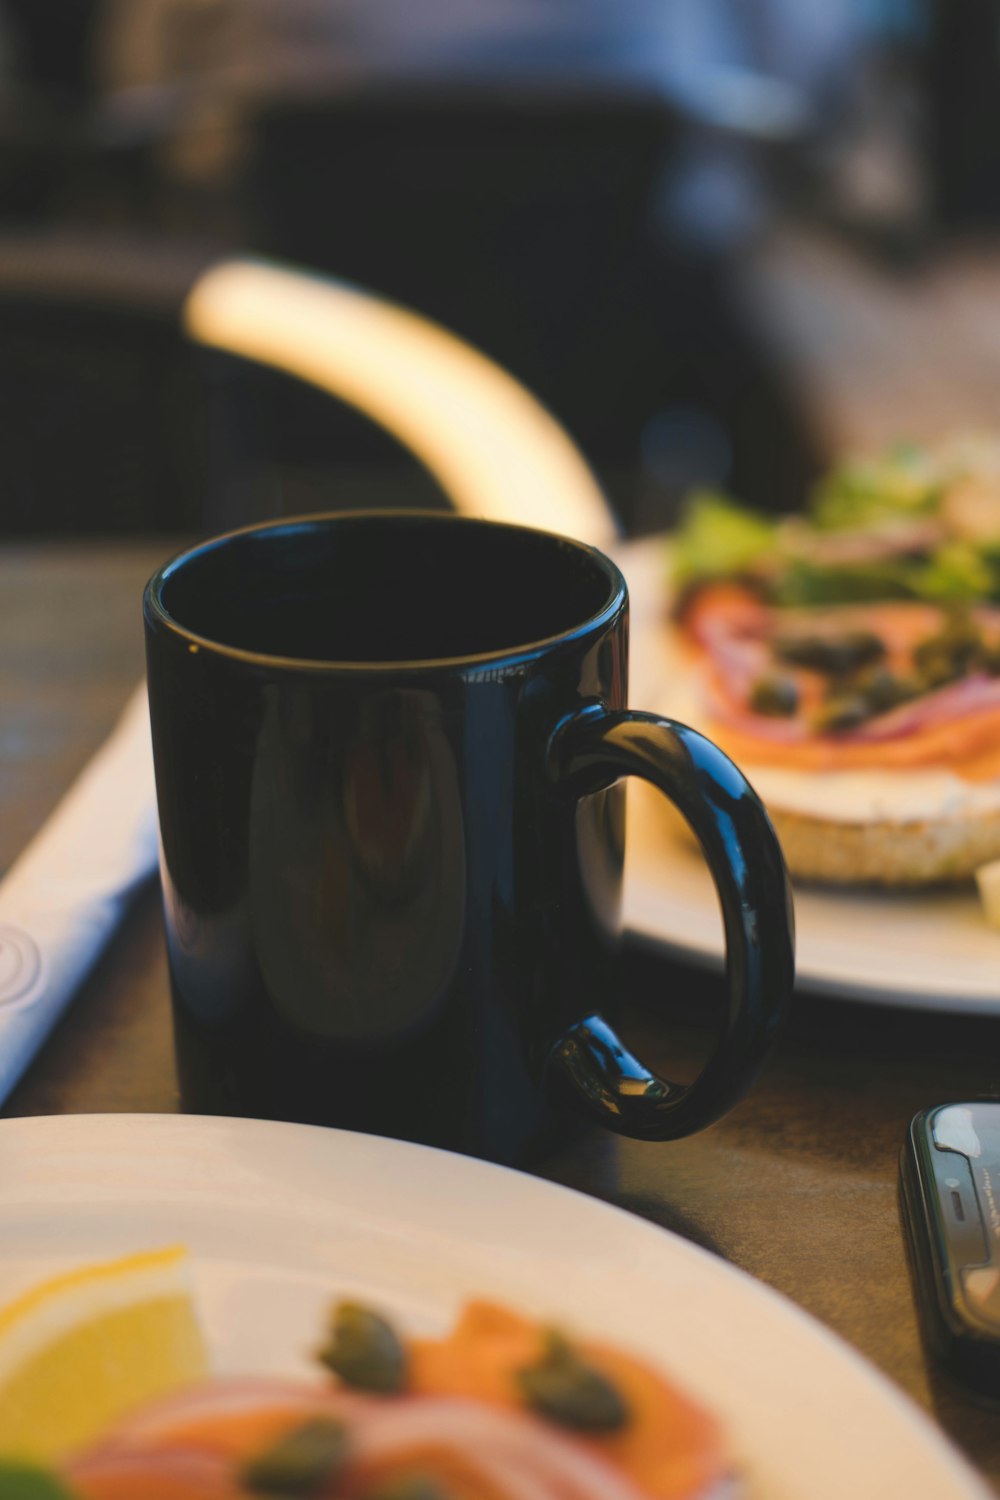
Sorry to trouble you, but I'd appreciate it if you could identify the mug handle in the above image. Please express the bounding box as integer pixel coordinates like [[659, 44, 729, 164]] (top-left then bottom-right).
[[545, 706, 795, 1141]]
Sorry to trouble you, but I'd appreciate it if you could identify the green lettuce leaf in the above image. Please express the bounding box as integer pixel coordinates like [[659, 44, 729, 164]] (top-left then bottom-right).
[[809, 447, 941, 531], [671, 490, 776, 587]]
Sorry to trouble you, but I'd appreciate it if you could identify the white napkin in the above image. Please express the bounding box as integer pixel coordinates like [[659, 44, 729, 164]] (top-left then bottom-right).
[[0, 684, 160, 1104]]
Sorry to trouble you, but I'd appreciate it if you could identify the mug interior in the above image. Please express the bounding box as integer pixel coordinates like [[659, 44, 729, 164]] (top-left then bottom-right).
[[151, 513, 621, 665]]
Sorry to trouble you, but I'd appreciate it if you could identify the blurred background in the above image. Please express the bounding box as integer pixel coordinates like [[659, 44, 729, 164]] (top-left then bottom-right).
[[0, 0, 994, 538]]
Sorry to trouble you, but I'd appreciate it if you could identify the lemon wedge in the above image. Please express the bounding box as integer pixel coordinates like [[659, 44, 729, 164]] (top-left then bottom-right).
[[0, 1245, 208, 1463]]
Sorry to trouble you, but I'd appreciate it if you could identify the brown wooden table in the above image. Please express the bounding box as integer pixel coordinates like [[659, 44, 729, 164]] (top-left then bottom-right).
[[4, 540, 1000, 1491]]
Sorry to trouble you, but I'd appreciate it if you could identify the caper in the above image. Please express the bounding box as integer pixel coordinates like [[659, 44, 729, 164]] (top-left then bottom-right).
[[914, 643, 961, 690], [749, 673, 799, 717], [361, 1477, 451, 1500], [241, 1417, 349, 1496], [813, 696, 871, 734], [773, 630, 885, 676], [913, 612, 984, 686], [942, 604, 982, 640], [317, 1302, 408, 1393], [516, 1330, 629, 1433], [853, 666, 920, 714]]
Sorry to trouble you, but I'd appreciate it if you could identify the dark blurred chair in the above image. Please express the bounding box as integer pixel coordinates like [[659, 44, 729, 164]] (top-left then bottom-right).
[[244, 85, 819, 525], [0, 232, 618, 543], [247, 89, 672, 487], [0, 45, 821, 531]]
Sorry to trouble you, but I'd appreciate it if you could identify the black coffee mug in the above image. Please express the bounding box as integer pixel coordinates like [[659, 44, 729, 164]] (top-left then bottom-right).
[[144, 511, 794, 1164]]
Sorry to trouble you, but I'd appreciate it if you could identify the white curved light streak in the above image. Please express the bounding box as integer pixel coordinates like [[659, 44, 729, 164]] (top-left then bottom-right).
[[183, 258, 619, 548]]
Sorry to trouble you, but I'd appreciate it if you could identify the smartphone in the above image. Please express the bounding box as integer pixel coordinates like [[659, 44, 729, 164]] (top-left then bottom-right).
[[901, 1101, 1000, 1399]]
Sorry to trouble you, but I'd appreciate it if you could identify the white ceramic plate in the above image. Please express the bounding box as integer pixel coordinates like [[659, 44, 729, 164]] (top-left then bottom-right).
[[0, 1113, 989, 1500], [616, 538, 1000, 1013]]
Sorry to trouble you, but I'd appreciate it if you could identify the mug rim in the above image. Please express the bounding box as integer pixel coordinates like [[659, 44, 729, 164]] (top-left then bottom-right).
[[143, 509, 627, 674]]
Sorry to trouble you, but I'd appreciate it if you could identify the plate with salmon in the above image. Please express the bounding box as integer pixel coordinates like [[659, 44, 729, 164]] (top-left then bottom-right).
[[0, 1114, 990, 1500]]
